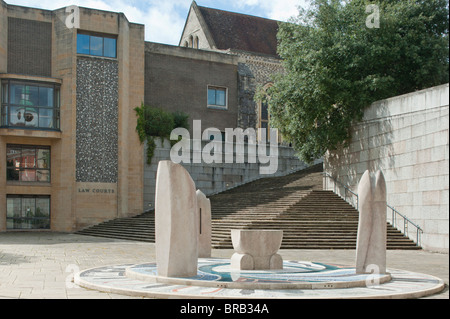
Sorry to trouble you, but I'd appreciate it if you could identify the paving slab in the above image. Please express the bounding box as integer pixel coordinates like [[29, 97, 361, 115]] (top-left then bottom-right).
[[0, 232, 448, 300]]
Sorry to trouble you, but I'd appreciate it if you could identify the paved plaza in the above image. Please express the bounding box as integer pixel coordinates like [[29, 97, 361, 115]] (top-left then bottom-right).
[[0, 232, 448, 299]]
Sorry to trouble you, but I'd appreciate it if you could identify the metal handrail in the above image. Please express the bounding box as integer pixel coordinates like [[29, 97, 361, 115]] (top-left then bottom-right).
[[387, 204, 423, 248], [323, 173, 423, 247], [323, 172, 359, 210]]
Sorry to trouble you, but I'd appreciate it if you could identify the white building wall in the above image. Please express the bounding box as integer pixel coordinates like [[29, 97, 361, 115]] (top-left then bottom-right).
[[324, 84, 449, 253]]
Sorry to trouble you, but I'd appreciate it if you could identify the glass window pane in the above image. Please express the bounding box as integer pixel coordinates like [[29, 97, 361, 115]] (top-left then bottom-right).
[[20, 169, 35, 182], [24, 107, 38, 127], [90, 36, 103, 56], [9, 106, 26, 126], [39, 108, 53, 129], [22, 197, 35, 217], [261, 102, 269, 120], [104, 37, 116, 58], [7, 147, 21, 180], [7, 196, 50, 230], [39, 87, 54, 107], [36, 169, 50, 182], [7, 197, 21, 218], [6, 146, 21, 166], [22, 147, 36, 168], [35, 197, 50, 229], [37, 148, 50, 169], [1, 83, 8, 103], [4, 82, 59, 130], [21, 198, 35, 229], [6, 168, 19, 181], [208, 89, 216, 105], [77, 34, 90, 54], [26, 86, 39, 106], [1, 105, 8, 126], [36, 197, 50, 218], [216, 89, 226, 106], [55, 87, 60, 108], [10, 84, 24, 105]]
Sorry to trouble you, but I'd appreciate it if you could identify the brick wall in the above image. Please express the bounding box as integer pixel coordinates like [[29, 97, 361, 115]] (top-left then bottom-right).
[[7, 17, 52, 76], [0, 1, 7, 73], [145, 43, 239, 133]]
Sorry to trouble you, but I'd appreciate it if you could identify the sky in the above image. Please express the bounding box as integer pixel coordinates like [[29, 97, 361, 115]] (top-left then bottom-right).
[[4, 0, 308, 45]]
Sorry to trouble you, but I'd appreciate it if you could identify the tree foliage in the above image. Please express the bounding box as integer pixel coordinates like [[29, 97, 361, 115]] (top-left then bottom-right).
[[266, 0, 449, 163], [134, 103, 190, 164]]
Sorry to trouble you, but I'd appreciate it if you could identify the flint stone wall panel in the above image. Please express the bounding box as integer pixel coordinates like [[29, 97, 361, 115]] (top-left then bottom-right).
[[76, 57, 119, 183]]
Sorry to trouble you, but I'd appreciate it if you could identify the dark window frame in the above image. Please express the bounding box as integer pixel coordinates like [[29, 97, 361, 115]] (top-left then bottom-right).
[[0, 79, 61, 131], [6, 195, 51, 230], [77, 32, 117, 58], [207, 86, 228, 110], [6, 144, 51, 183]]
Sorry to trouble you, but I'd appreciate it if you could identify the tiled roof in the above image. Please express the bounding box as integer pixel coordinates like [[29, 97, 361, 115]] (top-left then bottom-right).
[[198, 5, 279, 57]]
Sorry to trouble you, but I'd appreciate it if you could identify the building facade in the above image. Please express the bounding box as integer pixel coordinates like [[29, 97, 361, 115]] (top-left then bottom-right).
[[179, 1, 285, 138], [0, 1, 288, 232], [144, 42, 240, 134], [0, 2, 145, 232]]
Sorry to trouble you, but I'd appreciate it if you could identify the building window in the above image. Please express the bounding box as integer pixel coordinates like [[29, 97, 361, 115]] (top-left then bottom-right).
[[207, 86, 227, 109], [259, 83, 278, 143], [1, 80, 60, 130], [77, 33, 117, 58], [6, 195, 50, 230], [260, 100, 270, 141], [6, 145, 51, 183], [194, 36, 199, 49]]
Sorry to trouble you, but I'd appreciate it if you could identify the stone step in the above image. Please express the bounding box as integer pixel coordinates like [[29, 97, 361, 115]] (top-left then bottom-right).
[[76, 164, 420, 250]]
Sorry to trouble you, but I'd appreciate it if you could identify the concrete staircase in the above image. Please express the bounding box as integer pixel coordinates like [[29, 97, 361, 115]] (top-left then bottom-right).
[[76, 164, 420, 249]]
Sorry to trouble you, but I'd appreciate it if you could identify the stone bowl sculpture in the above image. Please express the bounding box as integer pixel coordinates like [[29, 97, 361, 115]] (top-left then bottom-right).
[[231, 229, 283, 270]]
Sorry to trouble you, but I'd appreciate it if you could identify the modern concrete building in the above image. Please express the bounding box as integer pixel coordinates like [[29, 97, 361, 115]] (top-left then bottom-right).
[[0, 1, 145, 231], [0, 1, 286, 232]]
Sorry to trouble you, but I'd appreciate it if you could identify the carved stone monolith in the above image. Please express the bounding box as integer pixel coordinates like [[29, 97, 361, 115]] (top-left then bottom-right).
[[196, 189, 212, 258], [155, 161, 198, 277], [356, 170, 387, 275]]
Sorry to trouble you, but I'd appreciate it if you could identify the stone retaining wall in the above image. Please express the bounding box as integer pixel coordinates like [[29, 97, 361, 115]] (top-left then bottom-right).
[[324, 84, 449, 253], [143, 138, 318, 210]]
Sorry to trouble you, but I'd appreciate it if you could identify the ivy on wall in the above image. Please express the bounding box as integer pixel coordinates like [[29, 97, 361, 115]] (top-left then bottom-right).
[[134, 103, 189, 164]]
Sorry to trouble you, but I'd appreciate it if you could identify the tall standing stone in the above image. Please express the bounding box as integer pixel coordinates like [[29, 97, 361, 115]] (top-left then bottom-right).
[[196, 190, 212, 258], [356, 170, 387, 274], [155, 161, 198, 277]]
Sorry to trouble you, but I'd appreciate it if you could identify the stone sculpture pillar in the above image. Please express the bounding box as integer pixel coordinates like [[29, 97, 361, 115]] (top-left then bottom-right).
[[356, 170, 387, 275], [196, 189, 212, 258], [155, 161, 198, 277]]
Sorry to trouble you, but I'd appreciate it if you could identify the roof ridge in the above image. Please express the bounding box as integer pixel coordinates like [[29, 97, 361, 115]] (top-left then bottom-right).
[[197, 4, 281, 23]]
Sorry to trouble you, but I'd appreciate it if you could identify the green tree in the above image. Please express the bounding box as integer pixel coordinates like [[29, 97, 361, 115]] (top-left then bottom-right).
[[134, 103, 190, 164], [266, 0, 449, 163]]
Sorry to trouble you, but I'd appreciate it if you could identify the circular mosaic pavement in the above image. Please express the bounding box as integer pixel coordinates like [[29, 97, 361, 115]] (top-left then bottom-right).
[[74, 258, 445, 299]]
